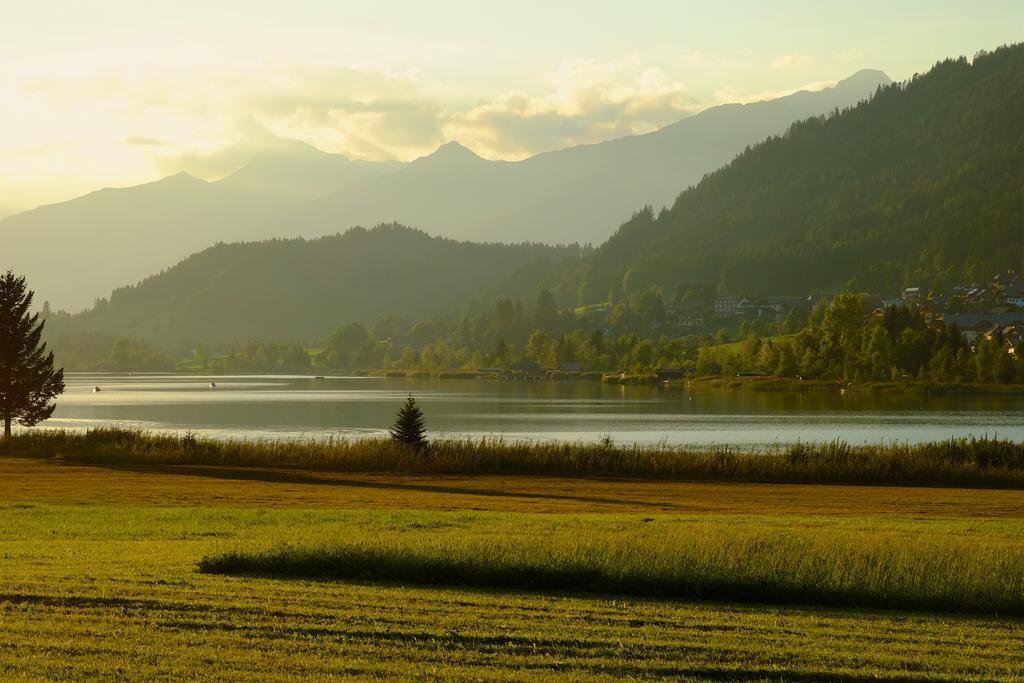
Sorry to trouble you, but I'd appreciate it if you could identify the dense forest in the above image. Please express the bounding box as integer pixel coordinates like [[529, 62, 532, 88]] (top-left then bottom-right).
[[573, 44, 1024, 303], [696, 295, 1022, 384], [51, 288, 1024, 387], [48, 224, 584, 343], [318, 294, 1023, 383]]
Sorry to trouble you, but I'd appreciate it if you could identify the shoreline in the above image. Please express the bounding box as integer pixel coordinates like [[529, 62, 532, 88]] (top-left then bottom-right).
[[4, 428, 1024, 489], [62, 367, 1024, 396], [355, 368, 1024, 396]]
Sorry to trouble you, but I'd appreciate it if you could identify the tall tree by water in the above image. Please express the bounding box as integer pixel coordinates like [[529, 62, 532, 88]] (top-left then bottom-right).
[[0, 271, 65, 438]]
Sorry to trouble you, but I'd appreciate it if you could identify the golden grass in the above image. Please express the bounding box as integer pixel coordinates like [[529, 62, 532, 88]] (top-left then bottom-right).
[[6, 428, 1024, 488], [1, 454, 1023, 679], [201, 514, 1024, 614], [4, 457, 1024, 517], [1, 505, 1023, 680]]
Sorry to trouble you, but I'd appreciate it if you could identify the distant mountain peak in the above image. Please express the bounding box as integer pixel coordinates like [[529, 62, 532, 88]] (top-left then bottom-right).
[[94, 170, 205, 195], [415, 140, 484, 165], [269, 138, 335, 158], [836, 68, 892, 90], [164, 170, 206, 185], [438, 140, 476, 154]]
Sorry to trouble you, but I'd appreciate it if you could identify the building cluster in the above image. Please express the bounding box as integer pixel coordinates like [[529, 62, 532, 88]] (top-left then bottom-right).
[[571, 271, 1023, 360], [661, 296, 804, 333], [911, 271, 1024, 352], [711, 296, 790, 317], [701, 271, 1024, 354]]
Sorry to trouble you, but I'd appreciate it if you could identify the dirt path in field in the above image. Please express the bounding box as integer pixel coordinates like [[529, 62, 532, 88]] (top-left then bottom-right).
[[2, 457, 1023, 517]]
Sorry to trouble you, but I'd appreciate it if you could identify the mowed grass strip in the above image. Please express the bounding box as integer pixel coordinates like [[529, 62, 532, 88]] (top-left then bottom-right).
[[6, 456, 1024, 517], [200, 517, 1024, 615], [2, 505, 1023, 680], [7, 427, 1024, 488], [5, 575, 1021, 681]]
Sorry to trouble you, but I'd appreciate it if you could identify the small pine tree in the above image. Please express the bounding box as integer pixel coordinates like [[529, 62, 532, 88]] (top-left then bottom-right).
[[390, 394, 426, 447]]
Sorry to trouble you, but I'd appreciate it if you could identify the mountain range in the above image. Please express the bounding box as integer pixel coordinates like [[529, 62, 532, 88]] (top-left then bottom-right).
[[3, 70, 888, 311], [281, 69, 890, 247], [47, 44, 1024, 346]]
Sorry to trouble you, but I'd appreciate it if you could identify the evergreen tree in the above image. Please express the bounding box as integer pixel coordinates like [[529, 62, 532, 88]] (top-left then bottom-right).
[[1, 272, 65, 438], [533, 289, 559, 332], [493, 338, 508, 364], [390, 394, 426, 447]]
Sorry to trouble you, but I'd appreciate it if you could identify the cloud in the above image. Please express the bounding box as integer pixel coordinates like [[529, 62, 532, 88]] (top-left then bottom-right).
[[0, 53, 843, 207], [154, 140, 263, 180], [153, 58, 700, 167], [771, 54, 815, 70], [443, 59, 699, 159], [123, 135, 166, 147], [713, 79, 837, 106], [233, 65, 447, 162]]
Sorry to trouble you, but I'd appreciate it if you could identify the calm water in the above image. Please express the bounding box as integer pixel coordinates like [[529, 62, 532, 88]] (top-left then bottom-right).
[[34, 373, 1024, 447]]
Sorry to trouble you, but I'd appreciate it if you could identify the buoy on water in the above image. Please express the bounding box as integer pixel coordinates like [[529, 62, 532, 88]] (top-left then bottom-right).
[[209, 382, 217, 389], [93, 386, 102, 393]]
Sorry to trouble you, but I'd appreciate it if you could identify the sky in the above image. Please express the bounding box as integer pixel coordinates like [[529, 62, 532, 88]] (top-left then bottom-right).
[[1, 1, 1022, 216]]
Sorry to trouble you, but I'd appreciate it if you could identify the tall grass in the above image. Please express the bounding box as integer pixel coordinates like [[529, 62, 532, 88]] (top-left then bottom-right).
[[199, 521, 1024, 615], [4, 427, 1024, 488]]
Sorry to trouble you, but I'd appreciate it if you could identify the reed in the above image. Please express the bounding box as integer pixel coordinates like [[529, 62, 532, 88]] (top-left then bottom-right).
[[199, 518, 1024, 614], [4, 427, 1024, 488]]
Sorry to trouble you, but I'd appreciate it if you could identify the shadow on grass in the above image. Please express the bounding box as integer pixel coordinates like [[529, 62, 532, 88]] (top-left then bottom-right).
[[0, 593, 952, 681], [197, 546, 1024, 619]]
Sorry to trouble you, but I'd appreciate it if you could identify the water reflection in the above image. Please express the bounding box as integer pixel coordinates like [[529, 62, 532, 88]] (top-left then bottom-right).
[[40, 373, 1024, 447]]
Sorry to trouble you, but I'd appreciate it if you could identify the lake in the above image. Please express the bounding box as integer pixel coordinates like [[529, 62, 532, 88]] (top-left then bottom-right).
[[35, 373, 1024, 448]]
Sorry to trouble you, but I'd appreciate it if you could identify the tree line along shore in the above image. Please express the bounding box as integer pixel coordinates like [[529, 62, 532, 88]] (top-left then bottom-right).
[[51, 293, 1024, 396]]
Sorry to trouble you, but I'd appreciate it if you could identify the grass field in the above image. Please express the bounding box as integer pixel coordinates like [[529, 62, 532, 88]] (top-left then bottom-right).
[[201, 514, 1024, 614], [1, 455, 1023, 679]]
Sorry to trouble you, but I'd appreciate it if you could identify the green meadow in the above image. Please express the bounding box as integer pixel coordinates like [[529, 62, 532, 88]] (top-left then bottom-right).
[[0, 498, 1023, 680], [2, 431, 1024, 679], [201, 512, 1024, 615]]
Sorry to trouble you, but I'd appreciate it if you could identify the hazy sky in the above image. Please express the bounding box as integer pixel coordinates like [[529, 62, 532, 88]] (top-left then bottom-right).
[[2, 1, 1021, 214]]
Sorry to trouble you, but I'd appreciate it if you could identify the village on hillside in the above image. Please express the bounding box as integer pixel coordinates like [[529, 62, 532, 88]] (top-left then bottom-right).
[[678, 271, 1024, 355]]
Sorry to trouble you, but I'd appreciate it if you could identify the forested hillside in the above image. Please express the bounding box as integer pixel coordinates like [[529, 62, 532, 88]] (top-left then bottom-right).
[[579, 45, 1024, 302], [51, 225, 583, 343]]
